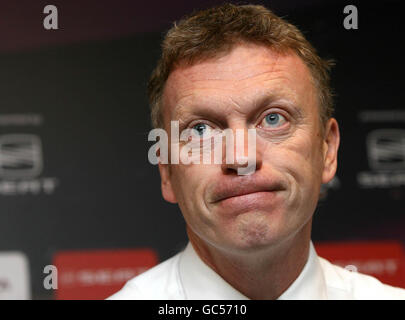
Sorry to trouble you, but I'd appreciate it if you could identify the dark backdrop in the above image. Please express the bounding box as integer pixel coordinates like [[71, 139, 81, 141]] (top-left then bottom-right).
[[0, 0, 403, 299]]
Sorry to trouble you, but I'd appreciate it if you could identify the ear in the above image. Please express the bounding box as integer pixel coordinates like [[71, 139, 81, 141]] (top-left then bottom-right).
[[158, 163, 178, 204], [321, 118, 340, 184]]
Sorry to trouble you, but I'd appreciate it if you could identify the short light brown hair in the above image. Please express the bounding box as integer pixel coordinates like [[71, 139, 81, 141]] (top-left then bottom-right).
[[147, 3, 334, 131]]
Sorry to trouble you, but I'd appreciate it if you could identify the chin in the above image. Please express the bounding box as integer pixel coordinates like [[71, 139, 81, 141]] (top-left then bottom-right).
[[221, 213, 287, 252]]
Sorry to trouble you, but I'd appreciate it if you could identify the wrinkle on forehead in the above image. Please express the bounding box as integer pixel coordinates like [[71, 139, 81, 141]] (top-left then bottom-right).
[[162, 43, 316, 126], [169, 44, 281, 83]]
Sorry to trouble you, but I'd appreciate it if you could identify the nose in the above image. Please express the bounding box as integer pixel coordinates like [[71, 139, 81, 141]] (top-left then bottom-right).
[[221, 126, 262, 175]]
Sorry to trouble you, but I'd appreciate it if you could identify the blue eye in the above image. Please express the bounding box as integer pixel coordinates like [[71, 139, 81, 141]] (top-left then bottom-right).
[[192, 123, 208, 136], [262, 113, 286, 128], [265, 113, 279, 124]]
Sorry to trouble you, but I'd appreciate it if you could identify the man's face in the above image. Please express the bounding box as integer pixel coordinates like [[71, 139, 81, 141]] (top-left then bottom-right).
[[159, 43, 339, 253]]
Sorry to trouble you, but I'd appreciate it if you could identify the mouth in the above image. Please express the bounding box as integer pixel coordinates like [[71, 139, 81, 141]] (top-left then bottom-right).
[[214, 189, 278, 202], [214, 190, 281, 214], [208, 175, 285, 215], [211, 183, 282, 204]]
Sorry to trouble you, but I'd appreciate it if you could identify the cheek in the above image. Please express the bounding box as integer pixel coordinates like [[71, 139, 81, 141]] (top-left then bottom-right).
[[263, 130, 323, 196], [169, 164, 220, 233], [169, 164, 214, 208]]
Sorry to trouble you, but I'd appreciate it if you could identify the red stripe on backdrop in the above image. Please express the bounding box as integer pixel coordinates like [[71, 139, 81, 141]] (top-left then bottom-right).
[[315, 241, 405, 289]]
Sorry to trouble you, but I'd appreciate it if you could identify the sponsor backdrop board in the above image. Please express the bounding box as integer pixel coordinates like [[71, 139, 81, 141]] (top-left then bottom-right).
[[0, 1, 403, 299]]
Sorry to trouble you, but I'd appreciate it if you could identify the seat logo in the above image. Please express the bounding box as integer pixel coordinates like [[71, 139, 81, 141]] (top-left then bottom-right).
[[366, 129, 405, 171], [0, 134, 43, 179]]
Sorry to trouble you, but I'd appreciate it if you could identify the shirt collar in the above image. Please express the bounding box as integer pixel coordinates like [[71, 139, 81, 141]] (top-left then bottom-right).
[[179, 242, 249, 299], [277, 241, 328, 299], [178, 241, 327, 300]]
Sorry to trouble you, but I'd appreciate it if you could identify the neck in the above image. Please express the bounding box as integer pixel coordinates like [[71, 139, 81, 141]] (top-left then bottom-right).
[[187, 221, 312, 300]]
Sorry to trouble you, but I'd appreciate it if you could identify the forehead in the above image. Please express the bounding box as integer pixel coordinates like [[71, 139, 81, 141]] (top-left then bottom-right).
[[162, 43, 317, 122]]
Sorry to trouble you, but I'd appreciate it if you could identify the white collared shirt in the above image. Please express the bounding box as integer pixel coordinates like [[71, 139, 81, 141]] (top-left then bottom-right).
[[108, 241, 405, 300]]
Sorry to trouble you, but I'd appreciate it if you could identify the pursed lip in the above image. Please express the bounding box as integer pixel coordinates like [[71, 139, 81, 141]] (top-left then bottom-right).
[[209, 176, 284, 204]]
